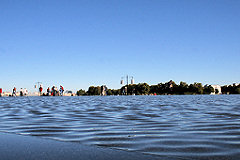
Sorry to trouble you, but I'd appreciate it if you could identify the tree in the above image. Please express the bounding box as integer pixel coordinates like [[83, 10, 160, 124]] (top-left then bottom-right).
[[228, 85, 234, 94], [75, 80, 237, 96], [178, 81, 188, 94], [112, 89, 121, 95], [222, 85, 240, 94], [150, 85, 158, 95], [127, 84, 137, 95], [203, 85, 214, 94], [107, 89, 113, 95], [195, 83, 203, 94], [76, 89, 86, 96], [215, 89, 219, 94], [221, 85, 229, 94], [136, 83, 150, 95], [156, 83, 165, 95], [87, 86, 101, 95], [189, 83, 203, 94], [87, 86, 95, 95], [235, 87, 240, 94]]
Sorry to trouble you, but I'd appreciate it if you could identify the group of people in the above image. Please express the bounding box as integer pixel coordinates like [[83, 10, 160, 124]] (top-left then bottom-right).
[[0, 85, 64, 97], [11, 87, 28, 97], [20, 88, 28, 96], [39, 85, 64, 96]]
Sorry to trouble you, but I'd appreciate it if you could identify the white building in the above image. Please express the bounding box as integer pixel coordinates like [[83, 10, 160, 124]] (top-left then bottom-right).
[[210, 85, 222, 94]]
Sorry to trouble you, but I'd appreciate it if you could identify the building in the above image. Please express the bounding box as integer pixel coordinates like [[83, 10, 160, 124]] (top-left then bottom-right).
[[210, 85, 222, 94]]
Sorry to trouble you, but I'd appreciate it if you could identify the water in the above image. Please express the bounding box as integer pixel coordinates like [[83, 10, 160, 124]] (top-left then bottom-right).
[[0, 95, 240, 159]]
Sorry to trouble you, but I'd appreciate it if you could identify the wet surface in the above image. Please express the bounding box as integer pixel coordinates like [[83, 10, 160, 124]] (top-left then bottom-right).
[[0, 95, 240, 159], [0, 132, 162, 160]]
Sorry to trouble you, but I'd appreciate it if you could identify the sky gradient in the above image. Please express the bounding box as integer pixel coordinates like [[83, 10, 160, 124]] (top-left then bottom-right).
[[0, 0, 239, 92]]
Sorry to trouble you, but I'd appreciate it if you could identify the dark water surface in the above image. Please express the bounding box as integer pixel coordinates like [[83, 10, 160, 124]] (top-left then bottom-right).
[[0, 95, 240, 159]]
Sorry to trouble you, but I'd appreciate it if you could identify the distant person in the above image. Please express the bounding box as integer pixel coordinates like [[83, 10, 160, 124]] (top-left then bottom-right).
[[47, 87, 50, 96], [52, 86, 55, 96], [59, 85, 64, 96], [39, 85, 43, 96], [0, 88, 2, 97], [55, 87, 59, 96], [12, 87, 17, 97], [24, 88, 28, 96], [20, 88, 23, 96]]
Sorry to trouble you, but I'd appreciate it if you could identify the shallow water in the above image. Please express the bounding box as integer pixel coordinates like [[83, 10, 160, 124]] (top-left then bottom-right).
[[0, 95, 240, 159]]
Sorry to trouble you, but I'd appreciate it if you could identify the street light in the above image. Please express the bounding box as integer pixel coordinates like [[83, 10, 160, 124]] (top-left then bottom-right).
[[120, 75, 134, 95], [34, 82, 42, 96]]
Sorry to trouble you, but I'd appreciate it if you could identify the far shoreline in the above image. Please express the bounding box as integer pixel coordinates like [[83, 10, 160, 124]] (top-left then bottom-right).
[[0, 94, 239, 97]]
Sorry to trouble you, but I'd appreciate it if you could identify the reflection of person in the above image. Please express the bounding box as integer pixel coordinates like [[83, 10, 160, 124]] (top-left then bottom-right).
[[12, 87, 17, 97], [0, 88, 2, 97]]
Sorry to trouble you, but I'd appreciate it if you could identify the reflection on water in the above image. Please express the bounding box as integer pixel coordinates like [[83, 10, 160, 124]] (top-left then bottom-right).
[[0, 95, 240, 159]]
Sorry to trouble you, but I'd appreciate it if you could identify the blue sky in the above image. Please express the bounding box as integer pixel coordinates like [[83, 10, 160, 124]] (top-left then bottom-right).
[[0, 0, 239, 92]]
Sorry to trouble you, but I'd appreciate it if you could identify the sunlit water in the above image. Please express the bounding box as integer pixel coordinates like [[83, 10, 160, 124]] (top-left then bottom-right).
[[0, 95, 240, 159]]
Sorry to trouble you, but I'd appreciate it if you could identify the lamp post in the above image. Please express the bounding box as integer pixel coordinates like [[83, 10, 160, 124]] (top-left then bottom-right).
[[120, 75, 134, 95], [34, 82, 42, 96]]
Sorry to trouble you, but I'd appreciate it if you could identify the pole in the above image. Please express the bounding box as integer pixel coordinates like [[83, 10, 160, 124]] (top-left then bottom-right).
[[121, 75, 134, 95], [35, 82, 42, 96], [126, 75, 128, 95]]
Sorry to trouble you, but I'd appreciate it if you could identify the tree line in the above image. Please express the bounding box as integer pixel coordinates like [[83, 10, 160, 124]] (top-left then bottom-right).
[[221, 84, 240, 94], [76, 80, 240, 96]]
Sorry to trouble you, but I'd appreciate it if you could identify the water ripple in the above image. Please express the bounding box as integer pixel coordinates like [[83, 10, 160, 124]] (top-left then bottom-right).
[[0, 95, 240, 159]]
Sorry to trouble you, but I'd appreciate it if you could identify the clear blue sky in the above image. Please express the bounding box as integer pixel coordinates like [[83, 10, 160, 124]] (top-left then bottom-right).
[[0, 0, 239, 92]]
